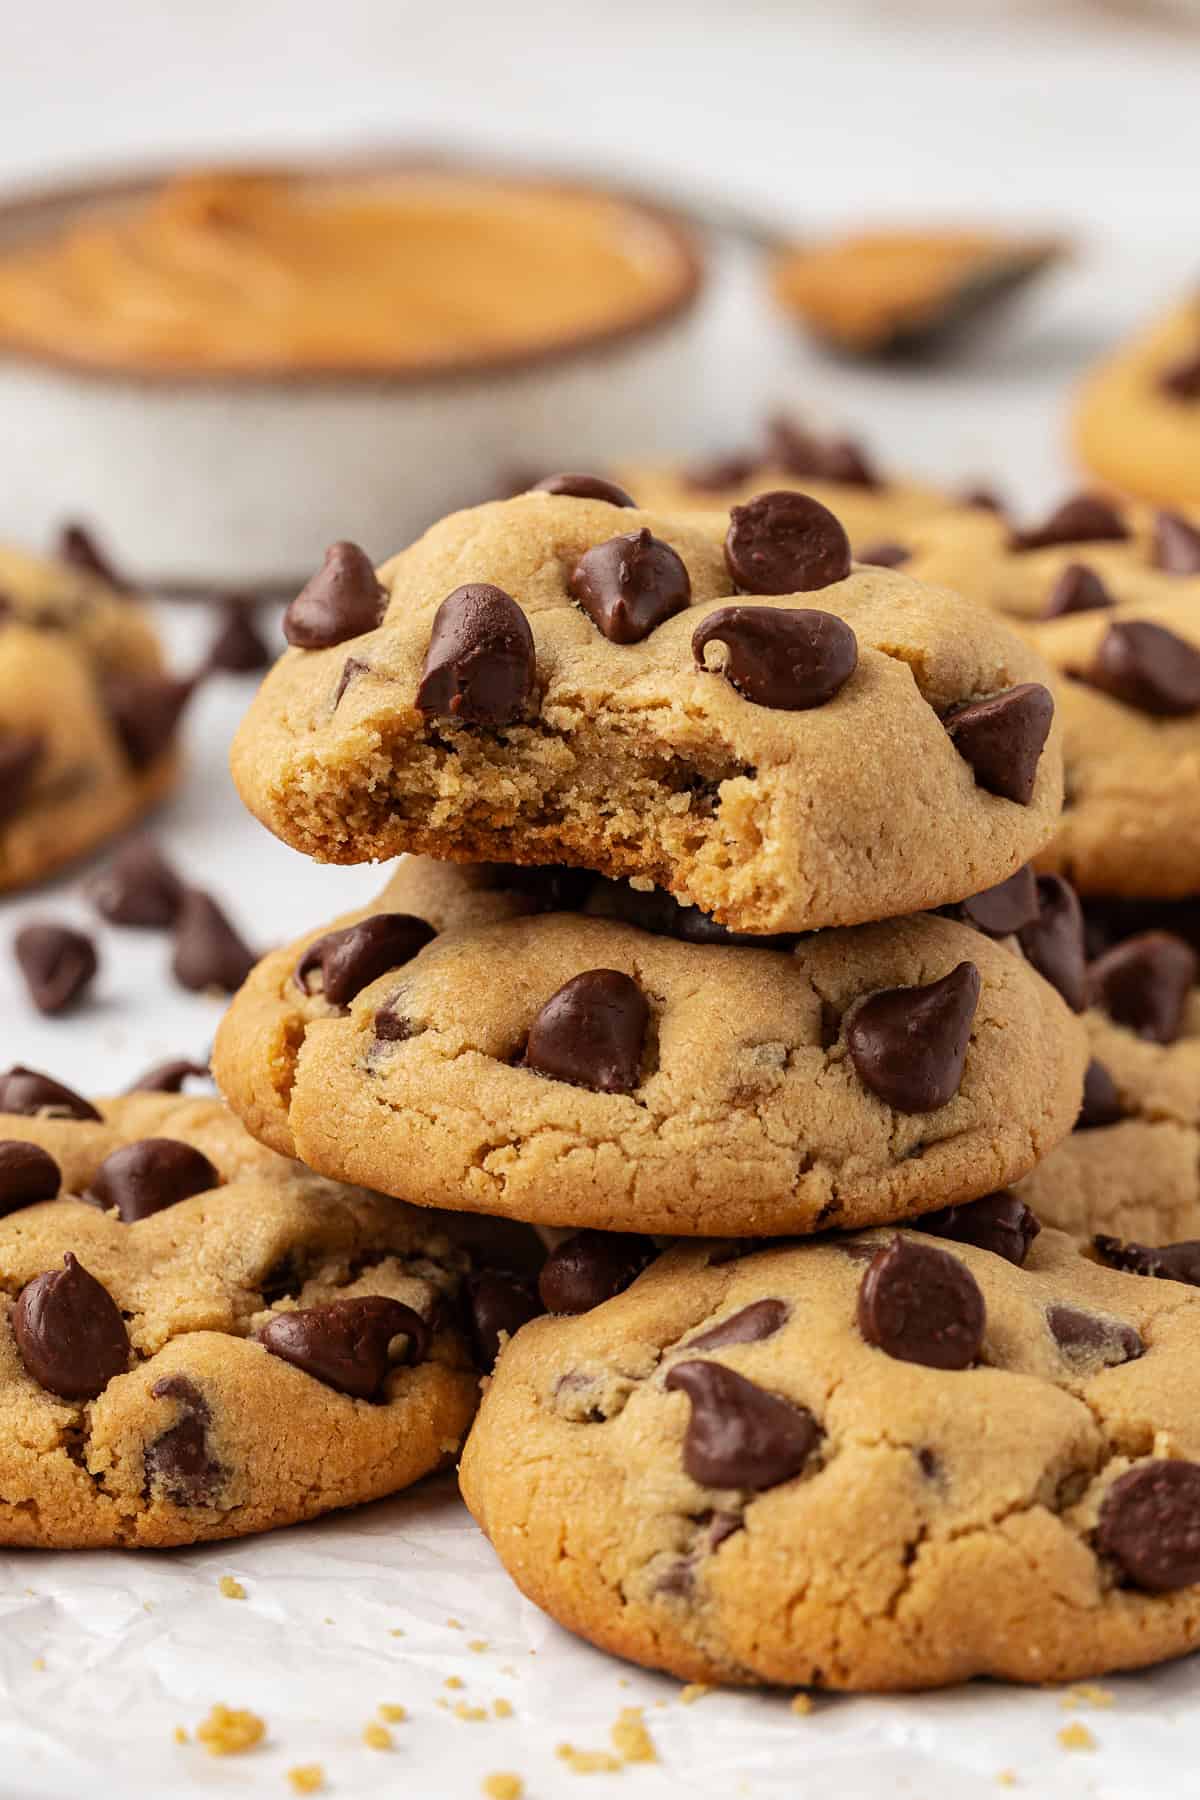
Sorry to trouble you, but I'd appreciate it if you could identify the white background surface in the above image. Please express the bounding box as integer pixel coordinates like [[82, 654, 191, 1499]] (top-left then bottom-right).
[[3, 3, 1200, 1795]]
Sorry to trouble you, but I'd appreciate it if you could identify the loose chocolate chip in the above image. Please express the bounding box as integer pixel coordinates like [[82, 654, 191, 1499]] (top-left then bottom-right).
[[0, 1065, 100, 1121], [538, 1230, 653, 1314], [145, 1375, 224, 1504], [258, 1296, 430, 1399], [682, 453, 758, 491], [525, 970, 649, 1096], [464, 1271, 543, 1370], [1082, 620, 1200, 717], [102, 672, 193, 769], [957, 864, 1040, 937], [724, 491, 852, 595], [857, 1236, 985, 1370], [1097, 1461, 1200, 1591], [0, 1141, 61, 1213], [416, 584, 536, 726], [944, 682, 1054, 805], [206, 597, 272, 673], [13, 1252, 130, 1399], [530, 473, 637, 507], [1043, 563, 1114, 619], [664, 1360, 820, 1490], [88, 835, 184, 928], [916, 1191, 1041, 1267], [14, 923, 98, 1015], [295, 913, 436, 1008], [1088, 931, 1197, 1045], [1094, 1236, 1200, 1285], [1153, 510, 1200, 576], [282, 542, 386, 649], [847, 962, 980, 1113], [856, 541, 910, 569], [125, 1057, 211, 1095], [1076, 1058, 1125, 1130], [56, 521, 132, 591], [171, 889, 257, 993], [1011, 494, 1129, 552], [1017, 875, 1087, 1012], [0, 733, 43, 823], [1047, 1303, 1143, 1366], [568, 529, 691, 645], [686, 1299, 789, 1352], [693, 605, 858, 710], [87, 1137, 219, 1222], [1160, 353, 1200, 403]]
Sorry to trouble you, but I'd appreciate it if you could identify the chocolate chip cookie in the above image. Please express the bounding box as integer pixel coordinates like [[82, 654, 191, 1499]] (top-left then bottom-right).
[[0, 541, 187, 891], [0, 1086, 510, 1546], [1074, 296, 1200, 509], [1022, 897, 1200, 1245], [232, 490, 1063, 934], [213, 857, 1086, 1237], [461, 1209, 1200, 1689]]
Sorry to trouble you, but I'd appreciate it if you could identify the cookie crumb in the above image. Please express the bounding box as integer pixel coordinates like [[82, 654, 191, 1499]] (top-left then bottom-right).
[[996, 1774, 1017, 1789], [378, 1704, 407, 1723], [447, 1617, 464, 1629], [1057, 1722, 1096, 1752], [173, 1726, 188, 1745], [679, 1683, 711, 1706], [469, 1638, 489, 1653], [612, 1707, 657, 1765], [1059, 1683, 1114, 1710], [219, 1575, 247, 1600], [362, 1721, 393, 1751], [288, 1766, 325, 1794], [445, 1675, 465, 1690], [455, 1702, 488, 1722], [482, 1776, 523, 1800], [556, 1744, 622, 1774], [493, 1699, 514, 1719], [388, 1627, 405, 1637], [31, 1656, 45, 1672], [196, 1705, 266, 1756], [790, 1692, 814, 1717]]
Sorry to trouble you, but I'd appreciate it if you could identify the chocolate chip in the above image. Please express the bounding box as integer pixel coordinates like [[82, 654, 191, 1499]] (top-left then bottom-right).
[[171, 889, 257, 993], [538, 1230, 653, 1314], [145, 1375, 224, 1505], [847, 962, 979, 1112], [206, 597, 272, 673], [1094, 1236, 1200, 1285], [916, 1191, 1041, 1267], [125, 1058, 211, 1095], [416, 584, 536, 726], [295, 913, 436, 1008], [88, 836, 184, 928], [0, 1141, 61, 1213], [763, 418, 879, 489], [1152, 510, 1200, 576], [1082, 620, 1200, 717], [525, 970, 648, 1095], [682, 453, 758, 491], [685, 1299, 789, 1351], [1011, 494, 1129, 552], [283, 542, 386, 649], [944, 683, 1054, 805], [0, 1065, 100, 1121], [1017, 875, 1087, 1012], [464, 1271, 542, 1370], [491, 864, 594, 913], [102, 672, 193, 769], [530, 473, 636, 507], [693, 605, 857, 710], [585, 876, 794, 948], [957, 864, 1040, 937], [962, 485, 1006, 514], [857, 1236, 985, 1370], [332, 654, 369, 708], [56, 521, 132, 592], [1097, 1461, 1200, 1591], [87, 1137, 219, 1222], [1082, 895, 1200, 960], [1043, 563, 1114, 619], [373, 1007, 416, 1043], [1088, 931, 1196, 1044], [0, 733, 43, 823], [568, 529, 691, 645], [1160, 353, 1200, 402], [14, 923, 98, 1015], [1047, 1303, 1143, 1367], [13, 1252, 130, 1399], [258, 1296, 430, 1399], [664, 1360, 820, 1490], [856, 541, 910, 569], [1076, 1058, 1124, 1130], [724, 492, 852, 595]]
